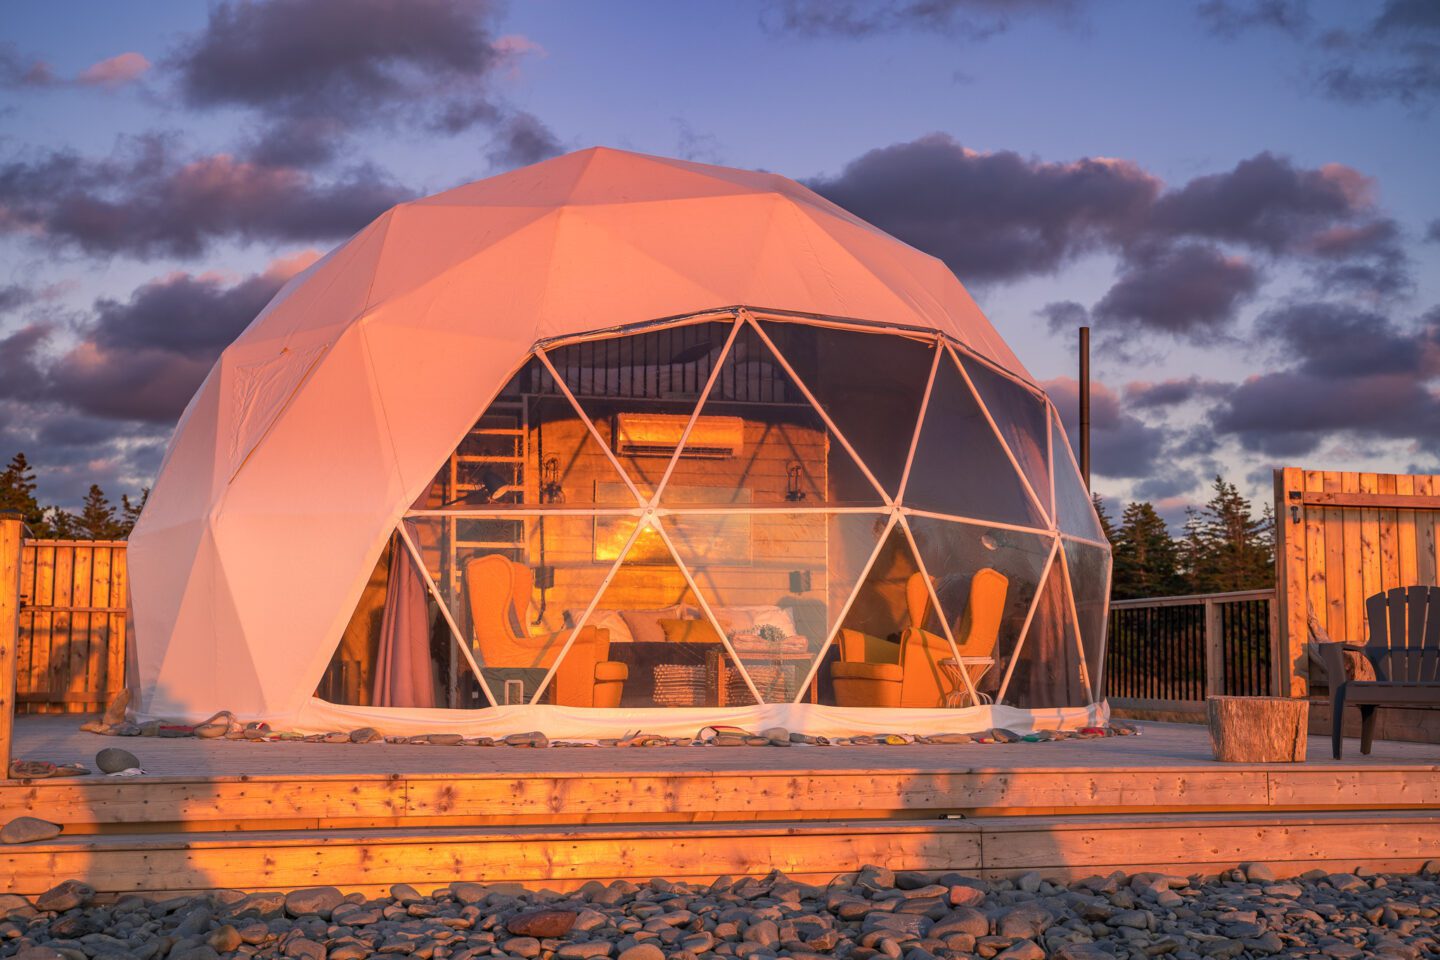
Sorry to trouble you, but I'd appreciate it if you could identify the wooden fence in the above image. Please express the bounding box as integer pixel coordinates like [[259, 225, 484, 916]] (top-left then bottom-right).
[[1274, 468, 1440, 697], [14, 539, 128, 713], [1105, 589, 1277, 713]]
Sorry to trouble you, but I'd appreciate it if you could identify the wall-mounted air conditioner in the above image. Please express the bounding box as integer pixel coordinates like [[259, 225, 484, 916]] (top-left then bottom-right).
[[613, 413, 743, 458]]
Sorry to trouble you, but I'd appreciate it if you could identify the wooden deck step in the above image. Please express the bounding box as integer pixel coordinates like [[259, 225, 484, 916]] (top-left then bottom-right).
[[7, 811, 1439, 898]]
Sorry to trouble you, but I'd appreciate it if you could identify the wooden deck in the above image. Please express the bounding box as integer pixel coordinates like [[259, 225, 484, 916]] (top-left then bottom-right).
[[5, 716, 1438, 896]]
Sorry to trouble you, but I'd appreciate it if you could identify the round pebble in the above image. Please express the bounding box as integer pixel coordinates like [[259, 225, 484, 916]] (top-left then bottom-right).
[[8, 862, 1440, 960], [95, 747, 139, 773]]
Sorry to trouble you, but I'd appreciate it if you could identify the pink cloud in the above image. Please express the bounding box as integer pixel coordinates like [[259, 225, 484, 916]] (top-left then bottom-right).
[[77, 52, 151, 89]]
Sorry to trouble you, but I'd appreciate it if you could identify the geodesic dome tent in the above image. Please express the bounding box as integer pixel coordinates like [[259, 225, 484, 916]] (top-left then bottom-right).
[[128, 147, 1111, 737]]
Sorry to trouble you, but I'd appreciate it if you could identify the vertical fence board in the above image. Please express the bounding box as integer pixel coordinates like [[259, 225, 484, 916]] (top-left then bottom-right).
[[69, 545, 94, 713], [108, 549, 128, 696], [47, 546, 75, 714], [1421, 476, 1439, 588], [29, 545, 55, 712], [1340, 472, 1365, 646], [14, 540, 129, 712], [1377, 474, 1400, 593], [1397, 474, 1418, 588]]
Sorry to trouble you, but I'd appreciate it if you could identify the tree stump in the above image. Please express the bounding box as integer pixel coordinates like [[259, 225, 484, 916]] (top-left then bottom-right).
[[1206, 696, 1309, 763]]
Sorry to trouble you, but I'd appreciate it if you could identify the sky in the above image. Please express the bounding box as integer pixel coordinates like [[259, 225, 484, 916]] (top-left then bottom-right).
[[1, 0, 1437, 525]]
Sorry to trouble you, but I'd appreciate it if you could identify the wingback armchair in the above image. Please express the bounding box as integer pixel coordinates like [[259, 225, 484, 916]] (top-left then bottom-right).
[[831, 568, 1008, 708], [464, 554, 627, 708]]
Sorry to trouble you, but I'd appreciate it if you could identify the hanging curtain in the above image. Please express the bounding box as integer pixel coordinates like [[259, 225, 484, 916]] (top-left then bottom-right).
[[372, 534, 436, 707]]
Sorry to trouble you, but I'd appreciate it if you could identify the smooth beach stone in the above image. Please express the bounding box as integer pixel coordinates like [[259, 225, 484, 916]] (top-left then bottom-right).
[[348, 727, 381, 743], [284, 886, 344, 918], [0, 816, 62, 844], [507, 909, 578, 937], [36, 879, 96, 912], [96, 747, 140, 773]]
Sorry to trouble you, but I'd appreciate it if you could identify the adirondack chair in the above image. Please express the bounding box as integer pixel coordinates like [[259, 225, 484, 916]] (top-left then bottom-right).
[[1320, 585, 1440, 759]]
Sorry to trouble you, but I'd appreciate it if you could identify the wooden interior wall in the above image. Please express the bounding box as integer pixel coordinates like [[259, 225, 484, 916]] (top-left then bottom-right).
[[15, 540, 128, 713], [529, 415, 831, 634], [1274, 467, 1440, 697]]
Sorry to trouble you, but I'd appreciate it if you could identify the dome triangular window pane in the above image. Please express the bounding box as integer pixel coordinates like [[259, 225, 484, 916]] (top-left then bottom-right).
[[1064, 538, 1111, 700], [402, 514, 627, 706], [551, 519, 757, 707], [906, 516, 1054, 705], [1051, 412, 1107, 541], [955, 353, 1052, 520], [759, 321, 935, 499], [903, 351, 1048, 528], [411, 356, 641, 510], [543, 322, 738, 501], [663, 511, 889, 703], [664, 323, 884, 507], [1000, 547, 1090, 708]]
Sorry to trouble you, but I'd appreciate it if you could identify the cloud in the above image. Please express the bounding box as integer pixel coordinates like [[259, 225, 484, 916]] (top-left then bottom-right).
[[0, 284, 34, 313], [11, 254, 317, 424], [1044, 376, 1169, 479], [1425, 219, 1440, 243], [168, 0, 556, 163], [0, 45, 58, 88], [1147, 152, 1377, 253], [1126, 376, 1236, 409], [1196, 0, 1310, 38], [1038, 300, 1090, 332], [0, 135, 408, 258], [1203, 0, 1440, 107], [0, 324, 51, 400], [1210, 302, 1440, 455], [762, 0, 1083, 39], [812, 137, 1404, 310], [1093, 242, 1260, 339], [77, 52, 151, 89], [2, 46, 150, 90], [809, 134, 1159, 282], [485, 111, 564, 170]]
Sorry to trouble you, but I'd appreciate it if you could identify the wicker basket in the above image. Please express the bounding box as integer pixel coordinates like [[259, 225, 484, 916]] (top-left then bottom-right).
[[652, 663, 708, 707]]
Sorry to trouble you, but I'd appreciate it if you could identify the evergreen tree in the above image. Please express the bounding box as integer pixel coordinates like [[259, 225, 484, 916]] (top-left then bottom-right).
[[1112, 501, 1184, 599], [1187, 476, 1274, 592], [77, 484, 123, 540], [1091, 493, 1118, 546], [0, 453, 59, 537], [119, 488, 149, 536]]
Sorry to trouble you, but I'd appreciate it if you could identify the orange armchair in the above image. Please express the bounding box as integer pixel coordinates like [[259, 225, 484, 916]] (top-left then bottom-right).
[[464, 555, 627, 707], [832, 568, 1008, 708]]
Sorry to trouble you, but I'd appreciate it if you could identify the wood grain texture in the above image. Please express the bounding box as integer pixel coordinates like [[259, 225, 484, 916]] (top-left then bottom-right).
[[1206, 696, 1307, 762], [1276, 468, 1440, 698], [4, 812, 1437, 897]]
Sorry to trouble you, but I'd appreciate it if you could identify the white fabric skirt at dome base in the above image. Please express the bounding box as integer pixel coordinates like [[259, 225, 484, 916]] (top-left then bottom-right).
[[155, 699, 1110, 740]]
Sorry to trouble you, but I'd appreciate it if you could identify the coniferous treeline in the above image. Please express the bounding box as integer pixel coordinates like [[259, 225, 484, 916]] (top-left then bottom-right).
[[1094, 476, 1275, 600], [0, 452, 148, 540]]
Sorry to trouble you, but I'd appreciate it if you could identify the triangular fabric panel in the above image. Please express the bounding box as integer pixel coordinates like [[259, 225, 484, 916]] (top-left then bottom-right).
[[668, 322, 884, 507], [1051, 412, 1108, 542], [1064, 538, 1111, 700], [1000, 550, 1090, 709], [663, 511, 889, 703], [555, 519, 756, 708], [954, 351, 1053, 520], [904, 351, 1049, 528], [411, 355, 640, 510], [544, 321, 737, 499], [759, 320, 935, 499], [906, 516, 1054, 704]]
